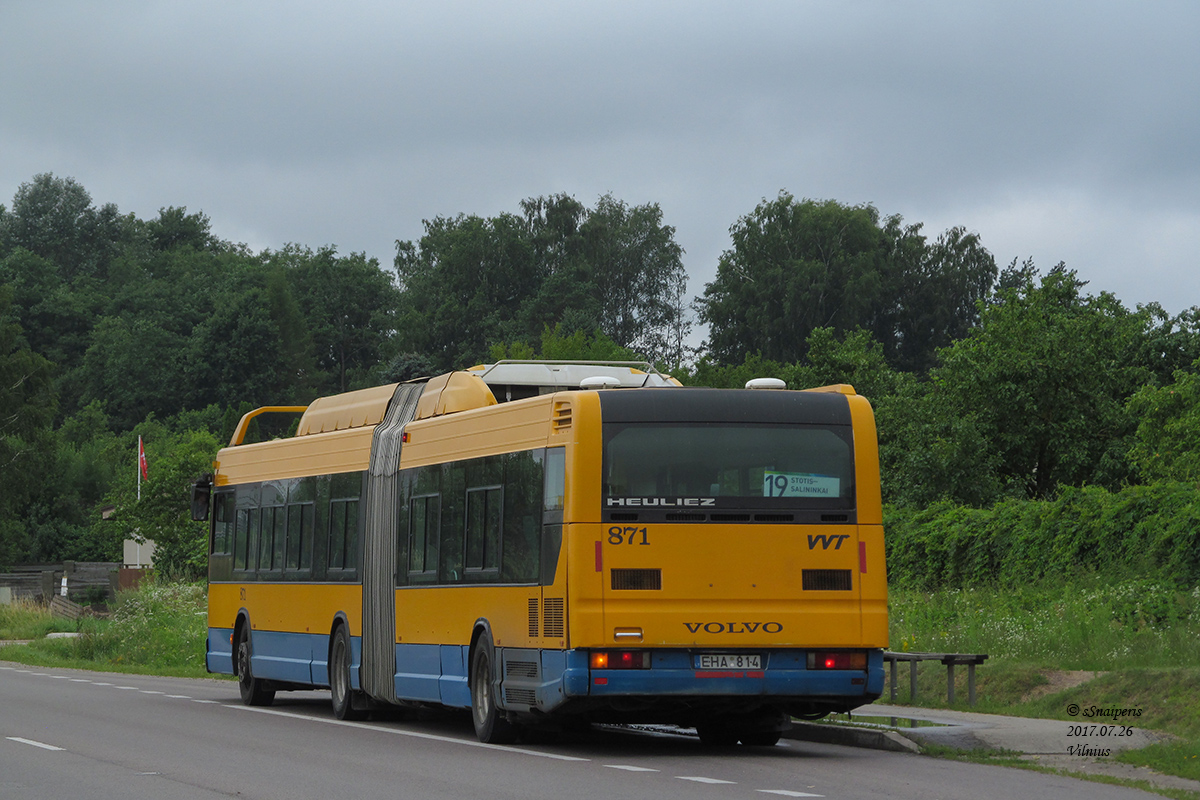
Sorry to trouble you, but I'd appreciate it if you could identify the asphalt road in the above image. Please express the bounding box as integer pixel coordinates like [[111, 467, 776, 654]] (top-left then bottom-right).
[[0, 661, 1162, 800]]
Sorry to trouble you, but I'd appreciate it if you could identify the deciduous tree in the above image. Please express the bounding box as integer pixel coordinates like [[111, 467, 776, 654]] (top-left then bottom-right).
[[698, 193, 995, 372]]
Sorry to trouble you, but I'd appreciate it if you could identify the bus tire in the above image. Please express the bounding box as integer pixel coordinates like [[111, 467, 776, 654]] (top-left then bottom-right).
[[236, 627, 275, 707], [330, 625, 367, 721], [470, 631, 517, 744]]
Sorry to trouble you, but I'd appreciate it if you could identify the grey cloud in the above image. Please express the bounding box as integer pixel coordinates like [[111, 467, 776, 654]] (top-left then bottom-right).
[[1, 0, 1197, 318]]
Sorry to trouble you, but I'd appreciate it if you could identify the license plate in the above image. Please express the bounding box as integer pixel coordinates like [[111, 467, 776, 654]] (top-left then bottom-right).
[[695, 653, 762, 670]]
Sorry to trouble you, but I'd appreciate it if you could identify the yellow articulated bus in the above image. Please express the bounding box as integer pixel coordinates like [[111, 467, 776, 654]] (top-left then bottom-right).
[[194, 361, 888, 745]]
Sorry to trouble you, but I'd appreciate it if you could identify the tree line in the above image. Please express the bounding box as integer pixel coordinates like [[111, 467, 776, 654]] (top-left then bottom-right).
[[2, 173, 1198, 576]]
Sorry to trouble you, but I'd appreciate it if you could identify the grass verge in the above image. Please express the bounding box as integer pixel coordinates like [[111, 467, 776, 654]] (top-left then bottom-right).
[[0, 598, 78, 640], [888, 579, 1200, 795], [0, 581, 210, 679]]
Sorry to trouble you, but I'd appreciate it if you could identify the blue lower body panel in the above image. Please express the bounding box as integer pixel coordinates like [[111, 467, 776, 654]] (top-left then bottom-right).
[[392, 643, 471, 706], [439, 645, 471, 707], [381, 644, 883, 719], [206, 626, 348, 688], [212, 629, 882, 719], [207, 628, 235, 675]]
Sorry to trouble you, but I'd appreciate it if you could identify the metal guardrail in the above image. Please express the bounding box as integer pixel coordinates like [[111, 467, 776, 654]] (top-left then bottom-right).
[[884, 651, 989, 706]]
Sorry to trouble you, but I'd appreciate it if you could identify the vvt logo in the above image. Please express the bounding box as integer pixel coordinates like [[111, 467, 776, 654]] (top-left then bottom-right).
[[807, 534, 850, 550]]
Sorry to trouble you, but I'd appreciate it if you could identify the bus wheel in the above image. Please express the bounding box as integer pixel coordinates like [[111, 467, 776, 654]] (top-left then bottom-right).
[[470, 632, 517, 744], [236, 628, 275, 707], [330, 626, 367, 721]]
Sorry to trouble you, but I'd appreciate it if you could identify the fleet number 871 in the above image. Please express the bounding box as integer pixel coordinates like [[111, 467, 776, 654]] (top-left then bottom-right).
[[608, 526, 649, 545]]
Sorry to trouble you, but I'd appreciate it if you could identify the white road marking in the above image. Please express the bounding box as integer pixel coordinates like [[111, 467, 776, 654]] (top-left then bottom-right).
[[232, 706, 590, 762], [6, 737, 64, 751], [677, 776, 736, 784], [0, 667, 823, 793]]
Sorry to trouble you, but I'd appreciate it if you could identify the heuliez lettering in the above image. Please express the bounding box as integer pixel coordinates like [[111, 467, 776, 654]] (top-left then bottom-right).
[[684, 621, 783, 634], [607, 497, 716, 507]]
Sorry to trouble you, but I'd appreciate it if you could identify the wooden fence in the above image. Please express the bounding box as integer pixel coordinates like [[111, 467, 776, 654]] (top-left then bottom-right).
[[0, 562, 121, 604]]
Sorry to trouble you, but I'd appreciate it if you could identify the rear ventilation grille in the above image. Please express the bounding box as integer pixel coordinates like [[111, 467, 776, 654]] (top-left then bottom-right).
[[611, 568, 662, 591], [543, 598, 565, 637], [710, 514, 751, 522], [505, 660, 539, 678], [820, 514, 850, 523], [552, 401, 572, 432], [504, 688, 537, 706], [802, 569, 853, 591], [527, 598, 539, 638], [754, 514, 795, 523], [665, 513, 705, 522], [609, 512, 638, 522]]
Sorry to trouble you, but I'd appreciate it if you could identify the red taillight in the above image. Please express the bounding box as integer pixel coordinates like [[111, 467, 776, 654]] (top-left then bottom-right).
[[808, 651, 867, 670], [590, 650, 651, 670]]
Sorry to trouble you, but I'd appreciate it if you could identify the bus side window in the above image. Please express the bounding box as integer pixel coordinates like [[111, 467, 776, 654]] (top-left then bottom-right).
[[328, 500, 358, 571], [285, 504, 314, 572], [285, 477, 315, 575], [544, 447, 565, 515], [440, 462, 466, 583], [408, 494, 440, 580], [500, 449, 543, 584], [464, 486, 502, 574], [260, 506, 280, 571], [246, 508, 261, 575], [327, 472, 363, 580], [541, 447, 566, 586], [213, 493, 234, 555], [233, 509, 248, 571]]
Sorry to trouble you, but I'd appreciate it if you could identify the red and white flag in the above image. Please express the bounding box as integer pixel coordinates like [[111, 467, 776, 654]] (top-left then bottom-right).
[[138, 436, 149, 480]]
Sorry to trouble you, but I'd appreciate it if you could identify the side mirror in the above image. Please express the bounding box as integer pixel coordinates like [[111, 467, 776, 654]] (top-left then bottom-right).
[[190, 474, 213, 521]]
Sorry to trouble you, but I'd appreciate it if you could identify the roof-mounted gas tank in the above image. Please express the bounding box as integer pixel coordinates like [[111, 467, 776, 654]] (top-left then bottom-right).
[[467, 359, 681, 403]]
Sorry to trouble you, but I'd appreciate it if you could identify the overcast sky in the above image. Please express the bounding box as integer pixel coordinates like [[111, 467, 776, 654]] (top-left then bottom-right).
[[3, 1, 1198, 336]]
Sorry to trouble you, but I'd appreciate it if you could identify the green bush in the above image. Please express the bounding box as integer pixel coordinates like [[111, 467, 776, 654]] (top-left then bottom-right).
[[890, 579, 1200, 670], [73, 581, 206, 670], [886, 482, 1200, 590]]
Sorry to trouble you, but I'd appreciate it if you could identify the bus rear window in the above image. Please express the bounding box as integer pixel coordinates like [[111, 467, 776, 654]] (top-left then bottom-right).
[[603, 423, 854, 509]]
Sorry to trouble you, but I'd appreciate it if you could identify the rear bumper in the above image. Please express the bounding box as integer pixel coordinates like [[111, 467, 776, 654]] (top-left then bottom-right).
[[513, 647, 884, 718]]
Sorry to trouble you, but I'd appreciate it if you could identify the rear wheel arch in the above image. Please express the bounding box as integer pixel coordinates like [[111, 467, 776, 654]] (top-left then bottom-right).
[[468, 622, 517, 743], [232, 612, 251, 677], [330, 620, 367, 720], [468, 620, 493, 675], [327, 614, 352, 666]]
